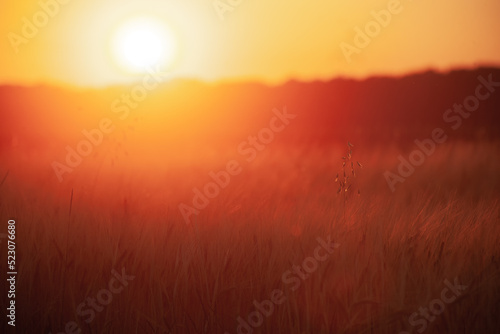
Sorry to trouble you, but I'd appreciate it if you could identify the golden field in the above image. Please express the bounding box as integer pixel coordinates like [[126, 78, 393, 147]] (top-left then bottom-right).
[[1, 138, 499, 333]]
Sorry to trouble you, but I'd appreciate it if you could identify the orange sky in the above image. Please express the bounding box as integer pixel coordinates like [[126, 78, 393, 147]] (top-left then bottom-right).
[[1, 0, 499, 87]]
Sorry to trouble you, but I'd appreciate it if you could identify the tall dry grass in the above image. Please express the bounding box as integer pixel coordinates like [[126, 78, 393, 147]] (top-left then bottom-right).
[[1, 140, 499, 333]]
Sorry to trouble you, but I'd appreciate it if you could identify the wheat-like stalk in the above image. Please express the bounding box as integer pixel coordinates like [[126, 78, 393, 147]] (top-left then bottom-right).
[[335, 141, 362, 223]]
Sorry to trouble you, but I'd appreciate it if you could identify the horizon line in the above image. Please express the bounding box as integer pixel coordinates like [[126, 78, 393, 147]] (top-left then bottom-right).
[[1, 64, 499, 91]]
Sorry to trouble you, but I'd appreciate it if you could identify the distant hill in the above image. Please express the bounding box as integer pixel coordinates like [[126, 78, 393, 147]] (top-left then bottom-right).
[[1, 67, 499, 153]]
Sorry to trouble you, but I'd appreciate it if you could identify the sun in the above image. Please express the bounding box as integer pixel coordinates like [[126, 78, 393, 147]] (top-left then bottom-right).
[[110, 16, 177, 74]]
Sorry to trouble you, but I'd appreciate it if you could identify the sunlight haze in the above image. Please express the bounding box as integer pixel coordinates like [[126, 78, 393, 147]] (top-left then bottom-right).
[[1, 0, 499, 86]]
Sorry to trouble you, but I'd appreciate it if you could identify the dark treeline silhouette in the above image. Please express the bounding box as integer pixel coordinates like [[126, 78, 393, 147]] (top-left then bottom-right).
[[1, 67, 499, 153]]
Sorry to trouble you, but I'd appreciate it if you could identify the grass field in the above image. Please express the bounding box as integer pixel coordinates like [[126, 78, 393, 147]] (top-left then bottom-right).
[[1, 138, 499, 333]]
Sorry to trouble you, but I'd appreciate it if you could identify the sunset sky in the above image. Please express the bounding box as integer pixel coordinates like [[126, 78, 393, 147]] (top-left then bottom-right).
[[1, 0, 499, 87]]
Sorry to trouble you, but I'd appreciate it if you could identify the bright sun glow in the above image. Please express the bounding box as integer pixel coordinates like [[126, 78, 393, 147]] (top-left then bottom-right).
[[111, 17, 177, 73]]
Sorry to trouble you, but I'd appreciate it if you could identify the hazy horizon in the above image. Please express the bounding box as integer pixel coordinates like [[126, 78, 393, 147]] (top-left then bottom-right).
[[1, 64, 499, 89]]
